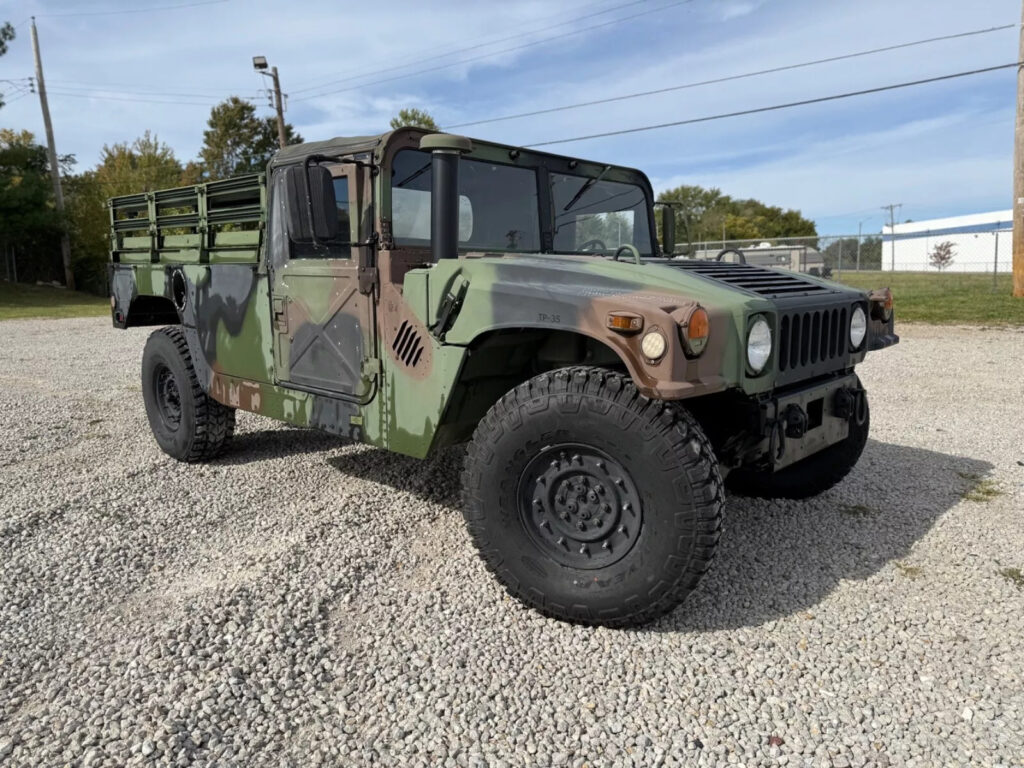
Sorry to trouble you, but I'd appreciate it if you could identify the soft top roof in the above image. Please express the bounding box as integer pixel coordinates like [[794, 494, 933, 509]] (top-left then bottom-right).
[[269, 133, 392, 168]]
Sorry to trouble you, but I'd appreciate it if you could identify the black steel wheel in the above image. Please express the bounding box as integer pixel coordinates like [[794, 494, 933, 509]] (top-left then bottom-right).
[[141, 327, 235, 462], [463, 366, 724, 628], [518, 444, 643, 570]]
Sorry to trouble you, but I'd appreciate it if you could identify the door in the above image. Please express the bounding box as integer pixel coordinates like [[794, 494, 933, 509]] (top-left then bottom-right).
[[269, 163, 376, 398]]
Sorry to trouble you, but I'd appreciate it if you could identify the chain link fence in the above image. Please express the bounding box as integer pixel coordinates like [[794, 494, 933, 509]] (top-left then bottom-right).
[[684, 228, 1011, 277]]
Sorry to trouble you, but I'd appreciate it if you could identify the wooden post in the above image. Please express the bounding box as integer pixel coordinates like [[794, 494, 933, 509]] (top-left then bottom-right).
[[30, 19, 75, 291], [1014, 0, 1024, 296]]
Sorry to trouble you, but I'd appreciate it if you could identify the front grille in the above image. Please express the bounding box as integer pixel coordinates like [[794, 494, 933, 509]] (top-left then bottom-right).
[[670, 261, 833, 298], [779, 308, 847, 372]]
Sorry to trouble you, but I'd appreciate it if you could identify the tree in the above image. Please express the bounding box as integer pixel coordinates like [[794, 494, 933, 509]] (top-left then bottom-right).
[[657, 184, 816, 252], [389, 108, 439, 131], [821, 236, 882, 271], [0, 21, 15, 109], [929, 240, 955, 271], [199, 97, 302, 180], [94, 131, 184, 196], [0, 129, 67, 284]]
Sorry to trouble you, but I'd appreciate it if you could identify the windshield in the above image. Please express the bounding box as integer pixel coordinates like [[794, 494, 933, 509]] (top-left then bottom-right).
[[391, 149, 541, 252], [551, 172, 654, 257], [388, 148, 654, 257]]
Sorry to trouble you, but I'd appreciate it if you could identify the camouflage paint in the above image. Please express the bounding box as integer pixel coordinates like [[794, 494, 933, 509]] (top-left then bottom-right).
[[109, 128, 897, 460]]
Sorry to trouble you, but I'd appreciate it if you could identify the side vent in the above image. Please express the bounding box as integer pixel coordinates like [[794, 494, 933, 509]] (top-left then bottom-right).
[[392, 320, 425, 368]]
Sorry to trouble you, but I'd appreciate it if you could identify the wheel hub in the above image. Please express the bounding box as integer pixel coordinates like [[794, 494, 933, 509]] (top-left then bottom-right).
[[155, 365, 182, 430], [518, 444, 643, 569]]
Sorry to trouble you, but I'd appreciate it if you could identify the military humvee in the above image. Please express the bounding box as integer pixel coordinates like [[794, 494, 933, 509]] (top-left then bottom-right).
[[108, 128, 898, 627]]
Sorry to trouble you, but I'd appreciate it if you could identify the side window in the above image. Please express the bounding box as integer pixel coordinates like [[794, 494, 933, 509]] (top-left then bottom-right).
[[333, 177, 351, 243], [286, 173, 352, 260]]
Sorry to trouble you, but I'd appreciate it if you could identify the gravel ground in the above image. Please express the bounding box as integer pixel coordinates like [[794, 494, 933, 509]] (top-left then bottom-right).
[[1, 318, 1022, 768]]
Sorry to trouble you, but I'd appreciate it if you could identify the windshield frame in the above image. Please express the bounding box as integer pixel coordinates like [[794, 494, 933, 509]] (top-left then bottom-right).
[[380, 129, 658, 258]]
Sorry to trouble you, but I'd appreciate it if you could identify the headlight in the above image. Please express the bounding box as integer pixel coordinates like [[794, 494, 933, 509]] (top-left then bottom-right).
[[850, 305, 867, 349], [641, 330, 667, 360], [747, 316, 772, 374]]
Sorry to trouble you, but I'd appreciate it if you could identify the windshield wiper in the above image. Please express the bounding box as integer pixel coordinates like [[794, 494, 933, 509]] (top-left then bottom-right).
[[395, 161, 432, 188], [561, 165, 611, 213]]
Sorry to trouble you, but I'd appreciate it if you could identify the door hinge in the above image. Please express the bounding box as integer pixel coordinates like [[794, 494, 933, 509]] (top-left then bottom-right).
[[361, 357, 382, 377], [273, 297, 288, 332], [358, 265, 378, 295]]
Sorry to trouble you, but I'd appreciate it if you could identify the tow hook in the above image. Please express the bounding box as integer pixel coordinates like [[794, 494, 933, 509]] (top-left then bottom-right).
[[782, 404, 808, 438], [833, 387, 867, 425]]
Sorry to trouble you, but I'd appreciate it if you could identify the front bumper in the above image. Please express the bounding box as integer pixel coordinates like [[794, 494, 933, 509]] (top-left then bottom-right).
[[755, 373, 864, 470]]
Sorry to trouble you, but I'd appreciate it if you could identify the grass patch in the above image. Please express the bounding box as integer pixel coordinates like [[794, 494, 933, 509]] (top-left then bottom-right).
[[0, 281, 109, 321], [835, 271, 1024, 326], [998, 567, 1024, 590], [895, 562, 924, 580], [957, 472, 1004, 503], [840, 503, 876, 517]]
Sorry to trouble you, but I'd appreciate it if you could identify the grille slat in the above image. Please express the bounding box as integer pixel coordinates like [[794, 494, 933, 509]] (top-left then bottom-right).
[[774, 306, 854, 383]]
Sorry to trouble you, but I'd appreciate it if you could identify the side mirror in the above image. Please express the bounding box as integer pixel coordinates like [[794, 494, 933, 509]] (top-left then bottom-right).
[[283, 164, 338, 243], [661, 205, 676, 256]]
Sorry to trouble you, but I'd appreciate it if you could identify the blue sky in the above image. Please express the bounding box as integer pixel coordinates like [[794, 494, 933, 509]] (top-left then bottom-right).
[[0, 0, 1018, 234]]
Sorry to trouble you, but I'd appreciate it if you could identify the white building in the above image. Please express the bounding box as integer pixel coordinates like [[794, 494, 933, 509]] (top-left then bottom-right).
[[881, 210, 1011, 273]]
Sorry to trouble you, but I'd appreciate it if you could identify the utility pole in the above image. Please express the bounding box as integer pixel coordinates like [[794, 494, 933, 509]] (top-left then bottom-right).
[[30, 18, 75, 291], [252, 56, 287, 149], [856, 220, 863, 271], [1013, 0, 1024, 296], [882, 203, 901, 272]]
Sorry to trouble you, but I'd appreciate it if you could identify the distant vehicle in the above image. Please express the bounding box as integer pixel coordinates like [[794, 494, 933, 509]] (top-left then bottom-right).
[[683, 243, 832, 278], [108, 128, 898, 627]]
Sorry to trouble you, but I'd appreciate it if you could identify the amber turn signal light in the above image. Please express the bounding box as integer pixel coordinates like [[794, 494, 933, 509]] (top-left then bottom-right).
[[607, 312, 643, 333], [681, 306, 709, 356]]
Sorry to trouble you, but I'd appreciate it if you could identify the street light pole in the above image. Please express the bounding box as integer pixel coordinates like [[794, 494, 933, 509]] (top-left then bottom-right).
[[253, 56, 287, 150]]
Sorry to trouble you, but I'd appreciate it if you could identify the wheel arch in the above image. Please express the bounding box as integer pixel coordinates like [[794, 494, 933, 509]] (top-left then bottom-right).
[[431, 325, 637, 450]]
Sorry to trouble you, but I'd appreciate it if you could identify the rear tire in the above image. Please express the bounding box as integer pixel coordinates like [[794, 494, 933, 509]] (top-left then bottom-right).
[[726, 389, 869, 500], [141, 326, 235, 462], [462, 366, 724, 628]]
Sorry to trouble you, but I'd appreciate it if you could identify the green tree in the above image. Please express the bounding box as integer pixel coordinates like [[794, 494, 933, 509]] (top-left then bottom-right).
[[389, 108, 439, 131], [94, 131, 184, 196], [199, 96, 302, 180], [657, 184, 816, 252], [0, 21, 15, 108], [821, 236, 883, 271], [0, 129, 66, 284]]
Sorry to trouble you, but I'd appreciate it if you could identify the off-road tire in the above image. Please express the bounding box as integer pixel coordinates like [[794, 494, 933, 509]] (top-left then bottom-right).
[[462, 366, 724, 628], [141, 326, 235, 462], [726, 389, 870, 500]]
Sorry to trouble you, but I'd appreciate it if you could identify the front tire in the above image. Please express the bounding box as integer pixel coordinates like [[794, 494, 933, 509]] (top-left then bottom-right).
[[462, 367, 724, 628], [141, 326, 235, 462]]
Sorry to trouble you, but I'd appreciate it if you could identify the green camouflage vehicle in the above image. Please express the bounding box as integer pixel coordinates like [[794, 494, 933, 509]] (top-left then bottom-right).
[[108, 128, 898, 627]]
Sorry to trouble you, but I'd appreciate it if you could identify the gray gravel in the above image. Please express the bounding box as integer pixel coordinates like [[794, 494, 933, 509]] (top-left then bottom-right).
[[1, 318, 1023, 768]]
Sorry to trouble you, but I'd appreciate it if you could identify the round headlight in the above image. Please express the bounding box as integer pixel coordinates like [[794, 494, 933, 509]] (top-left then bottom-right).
[[747, 316, 772, 373], [641, 330, 667, 360], [850, 305, 867, 349]]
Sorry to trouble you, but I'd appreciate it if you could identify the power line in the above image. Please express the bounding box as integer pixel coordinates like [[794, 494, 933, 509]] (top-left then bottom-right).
[[45, 90, 219, 107], [290, 0, 651, 95], [292, 0, 694, 103], [46, 77, 253, 95], [445, 23, 1017, 130], [29, 0, 228, 18], [526, 62, 1019, 147], [42, 84, 254, 101]]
